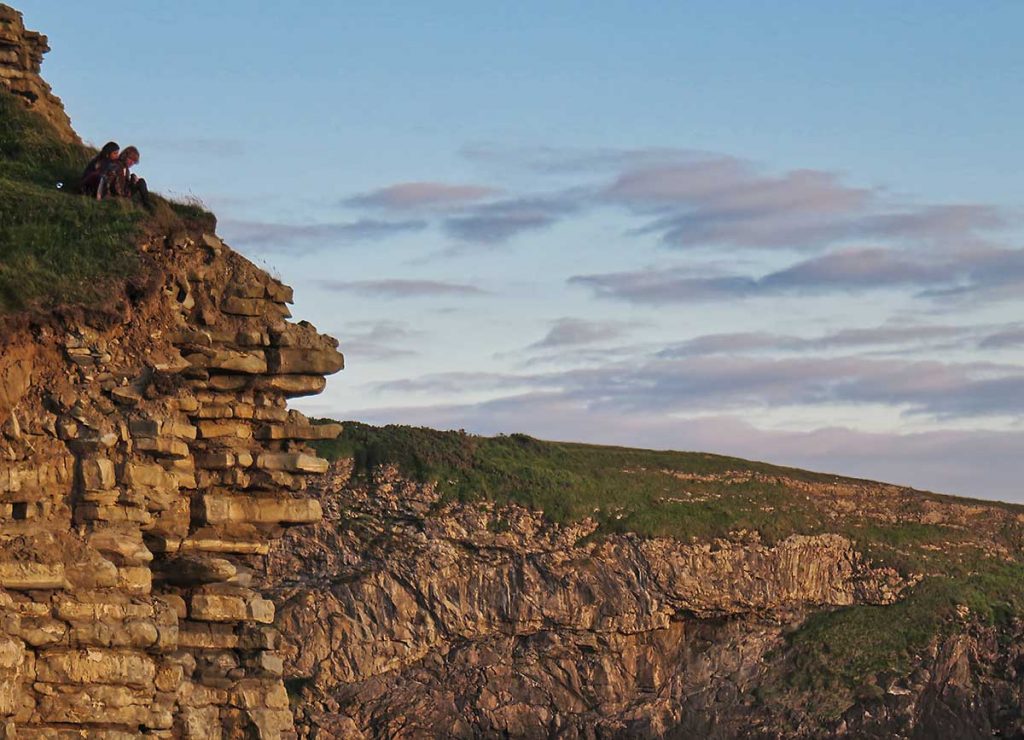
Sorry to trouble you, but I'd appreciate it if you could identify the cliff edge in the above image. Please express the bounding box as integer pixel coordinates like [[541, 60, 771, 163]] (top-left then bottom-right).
[[0, 9, 344, 733], [0, 4, 77, 144]]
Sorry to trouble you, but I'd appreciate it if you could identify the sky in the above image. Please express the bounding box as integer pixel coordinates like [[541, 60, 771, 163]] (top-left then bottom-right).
[[18, 1, 1024, 501]]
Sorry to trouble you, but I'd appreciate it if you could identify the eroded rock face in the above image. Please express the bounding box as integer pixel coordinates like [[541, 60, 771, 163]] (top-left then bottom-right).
[[0, 4, 78, 143], [264, 465, 915, 738], [0, 232, 342, 737]]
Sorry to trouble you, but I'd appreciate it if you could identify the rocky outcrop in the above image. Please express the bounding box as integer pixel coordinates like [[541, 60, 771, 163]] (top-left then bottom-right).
[[6, 5, 1024, 737], [0, 231, 342, 737], [265, 464, 914, 738], [0, 4, 78, 143]]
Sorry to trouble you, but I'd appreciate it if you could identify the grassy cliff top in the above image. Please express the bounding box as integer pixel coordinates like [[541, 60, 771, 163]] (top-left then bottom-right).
[[0, 88, 211, 315], [316, 421, 1024, 719], [316, 421, 1024, 559]]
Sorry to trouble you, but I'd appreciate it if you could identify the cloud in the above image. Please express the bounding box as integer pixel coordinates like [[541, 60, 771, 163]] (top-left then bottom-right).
[[568, 246, 1024, 305], [220, 218, 427, 252], [344, 182, 501, 209], [340, 147, 1012, 257], [527, 318, 638, 350], [763, 248, 957, 289], [920, 248, 1024, 304], [657, 324, 975, 358], [467, 146, 1008, 251], [371, 372, 520, 395], [598, 151, 1007, 251], [338, 321, 424, 361], [570, 267, 759, 304], [367, 353, 1024, 420], [442, 194, 582, 244], [979, 326, 1024, 349], [317, 278, 489, 299]]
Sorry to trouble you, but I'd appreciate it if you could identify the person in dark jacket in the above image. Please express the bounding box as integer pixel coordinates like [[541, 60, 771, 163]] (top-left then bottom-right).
[[97, 145, 150, 208], [79, 141, 119, 195]]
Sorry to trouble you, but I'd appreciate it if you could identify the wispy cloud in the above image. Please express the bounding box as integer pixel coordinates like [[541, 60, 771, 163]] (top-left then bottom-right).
[[527, 317, 639, 350], [220, 218, 426, 252], [979, 326, 1024, 349], [658, 324, 977, 358], [570, 246, 1024, 305], [317, 278, 489, 298], [369, 353, 1024, 420], [464, 146, 1008, 250], [339, 321, 425, 361], [597, 149, 1005, 251], [345, 181, 501, 210], [342, 147, 1012, 255], [442, 193, 582, 244]]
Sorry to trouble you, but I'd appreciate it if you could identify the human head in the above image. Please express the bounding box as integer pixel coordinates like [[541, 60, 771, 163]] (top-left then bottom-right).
[[121, 146, 140, 167], [100, 141, 119, 159]]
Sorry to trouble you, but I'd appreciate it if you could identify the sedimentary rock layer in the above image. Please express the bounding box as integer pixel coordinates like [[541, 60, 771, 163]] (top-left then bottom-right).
[[265, 464, 914, 738], [0, 5, 78, 143], [0, 232, 342, 737], [266, 463, 1024, 739]]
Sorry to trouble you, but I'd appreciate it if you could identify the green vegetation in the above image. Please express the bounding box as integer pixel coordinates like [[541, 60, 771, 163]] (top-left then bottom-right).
[[0, 89, 213, 314], [316, 421, 843, 542], [317, 420, 1024, 717], [775, 563, 1024, 719], [317, 422, 1023, 549]]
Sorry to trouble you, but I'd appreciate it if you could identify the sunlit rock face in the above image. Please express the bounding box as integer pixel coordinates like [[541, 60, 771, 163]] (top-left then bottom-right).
[[267, 463, 1024, 739], [0, 229, 343, 737], [0, 4, 78, 143]]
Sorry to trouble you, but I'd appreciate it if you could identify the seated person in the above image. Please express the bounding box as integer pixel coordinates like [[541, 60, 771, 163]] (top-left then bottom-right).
[[79, 141, 119, 195], [97, 145, 150, 208]]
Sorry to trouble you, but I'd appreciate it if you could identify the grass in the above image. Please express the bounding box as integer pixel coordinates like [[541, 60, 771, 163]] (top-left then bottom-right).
[[0, 89, 214, 314], [314, 422, 1024, 550], [315, 421, 843, 542], [316, 422, 1024, 549], [773, 562, 1024, 720]]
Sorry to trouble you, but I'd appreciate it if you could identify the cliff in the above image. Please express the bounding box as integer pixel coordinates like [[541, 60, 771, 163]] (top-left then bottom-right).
[[3, 5, 1024, 739], [0, 4, 77, 144], [1, 7, 348, 735], [0, 222, 343, 737], [266, 433, 1024, 738]]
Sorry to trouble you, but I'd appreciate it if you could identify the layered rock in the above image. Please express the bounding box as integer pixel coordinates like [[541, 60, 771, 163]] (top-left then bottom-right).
[[265, 464, 913, 738], [0, 4, 78, 143], [0, 232, 343, 737]]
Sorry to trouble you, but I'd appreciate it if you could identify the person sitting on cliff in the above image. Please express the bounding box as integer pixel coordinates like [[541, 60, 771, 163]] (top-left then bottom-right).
[[78, 140, 119, 196], [96, 145, 151, 209]]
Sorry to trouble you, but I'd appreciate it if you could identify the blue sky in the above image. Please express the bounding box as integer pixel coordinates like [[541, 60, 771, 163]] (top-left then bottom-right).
[[19, 1, 1024, 500]]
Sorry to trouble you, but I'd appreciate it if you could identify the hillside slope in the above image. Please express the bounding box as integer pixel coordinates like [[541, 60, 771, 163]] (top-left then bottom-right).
[[264, 423, 1024, 738], [0, 4, 212, 316]]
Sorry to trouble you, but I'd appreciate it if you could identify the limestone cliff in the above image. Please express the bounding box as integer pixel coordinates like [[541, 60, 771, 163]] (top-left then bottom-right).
[[266, 459, 1024, 739], [4, 5, 1024, 738], [0, 5, 77, 144], [0, 230, 343, 736]]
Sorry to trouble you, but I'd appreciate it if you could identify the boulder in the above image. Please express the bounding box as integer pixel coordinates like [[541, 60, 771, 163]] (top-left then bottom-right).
[[199, 494, 322, 525], [265, 347, 344, 375]]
